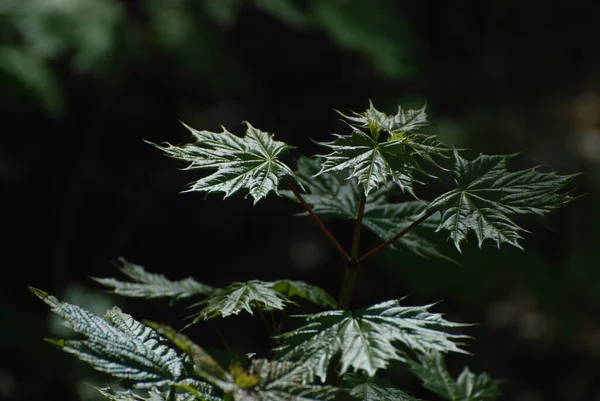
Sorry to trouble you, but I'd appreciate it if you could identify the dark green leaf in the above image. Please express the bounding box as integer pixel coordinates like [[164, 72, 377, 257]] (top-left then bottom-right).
[[276, 299, 468, 382], [93, 258, 213, 301], [190, 281, 289, 322], [286, 157, 452, 262], [0, 46, 64, 117], [342, 373, 421, 401], [271, 280, 336, 309], [150, 122, 296, 204], [428, 151, 577, 251], [410, 352, 501, 401], [235, 359, 337, 401], [310, 0, 416, 79], [143, 327, 336, 401]]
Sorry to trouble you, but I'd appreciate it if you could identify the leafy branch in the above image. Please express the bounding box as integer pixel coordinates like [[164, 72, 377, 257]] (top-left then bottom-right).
[[31, 100, 578, 401]]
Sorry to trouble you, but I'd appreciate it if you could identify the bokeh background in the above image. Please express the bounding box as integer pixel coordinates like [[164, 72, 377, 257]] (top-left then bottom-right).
[[2, 1, 600, 400]]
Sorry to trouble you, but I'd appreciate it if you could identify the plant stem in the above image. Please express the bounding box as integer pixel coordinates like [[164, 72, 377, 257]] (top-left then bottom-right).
[[257, 308, 276, 337], [211, 321, 231, 351], [336, 196, 366, 310], [336, 262, 358, 311], [357, 209, 437, 264], [285, 180, 350, 261], [351, 197, 366, 261]]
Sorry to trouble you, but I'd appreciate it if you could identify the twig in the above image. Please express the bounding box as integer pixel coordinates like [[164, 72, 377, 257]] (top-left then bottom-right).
[[285, 180, 350, 261], [357, 209, 437, 264]]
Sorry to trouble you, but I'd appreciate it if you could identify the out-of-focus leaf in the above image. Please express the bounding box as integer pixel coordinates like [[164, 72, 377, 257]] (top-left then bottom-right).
[[203, 0, 244, 28], [251, 0, 313, 29], [0, 46, 63, 116], [310, 0, 416, 79], [4, 0, 123, 73], [410, 352, 501, 401]]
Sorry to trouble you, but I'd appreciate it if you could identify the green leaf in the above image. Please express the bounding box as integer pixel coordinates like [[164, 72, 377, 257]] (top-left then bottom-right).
[[362, 200, 454, 263], [30, 287, 187, 388], [190, 281, 290, 322], [145, 325, 336, 401], [93, 386, 208, 401], [310, 0, 417, 79], [285, 156, 364, 219], [146, 322, 234, 392], [410, 352, 501, 401], [314, 128, 416, 197], [342, 373, 420, 401], [250, 0, 313, 29], [270, 280, 337, 309], [203, 0, 244, 28], [0, 46, 64, 117], [315, 103, 450, 196], [428, 151, 577, 252], [234, 359, 337, 401], [93, 258, 214, 301], [150, 122, 296, 204], [276, 299, 468, 382], [339, 102, 429, 141], [286, 157, 452, 262]]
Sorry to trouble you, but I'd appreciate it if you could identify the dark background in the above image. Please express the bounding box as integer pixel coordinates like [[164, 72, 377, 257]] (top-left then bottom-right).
[[2, 1, 600, 400]]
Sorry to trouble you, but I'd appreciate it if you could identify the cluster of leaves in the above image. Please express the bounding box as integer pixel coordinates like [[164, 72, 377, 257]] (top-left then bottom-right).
[[32, 102, 575, 400]]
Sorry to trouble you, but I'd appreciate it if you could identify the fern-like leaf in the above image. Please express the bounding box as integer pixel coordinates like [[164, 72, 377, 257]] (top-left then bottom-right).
[[342, 373, 420, 401], [410, 352, 501, 401], [150, 122, 296, 203], [428, 151, 577, 251], [190, 281, 289, 322], [270, 280, 337, 309], [315, 103, 450, 196], [30, 287, 187, 388], [93, 258, 214, 301], [286, 157, 452, 261], [276, 299, 468, 382]]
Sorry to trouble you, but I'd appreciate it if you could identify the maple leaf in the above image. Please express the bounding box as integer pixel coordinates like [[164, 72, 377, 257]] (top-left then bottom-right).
[[342, 373, 421, 401], [428, 151, 577, 251], [150, 122, 296, 203], [410, 352, 501, 401], [276, 299, 468, 382], [285, 157, 452, 261], [314, 102, 450, 197]]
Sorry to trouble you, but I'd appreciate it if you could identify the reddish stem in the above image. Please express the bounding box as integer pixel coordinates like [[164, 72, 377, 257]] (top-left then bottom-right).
[[357, 209, 437, 264], [285, 180, 350, 261]]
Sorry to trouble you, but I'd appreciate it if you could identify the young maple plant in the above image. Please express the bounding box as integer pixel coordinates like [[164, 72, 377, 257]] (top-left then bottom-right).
[[31, 102, 576, 401]]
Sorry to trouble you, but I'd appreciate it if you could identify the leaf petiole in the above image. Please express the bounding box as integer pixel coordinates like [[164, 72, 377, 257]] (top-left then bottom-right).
[[357, 209, 437, 264], [285, 180, 350, 261]]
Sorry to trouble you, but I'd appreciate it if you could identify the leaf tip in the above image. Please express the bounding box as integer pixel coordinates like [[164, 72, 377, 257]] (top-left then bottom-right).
[[29, 286, 48, 299]]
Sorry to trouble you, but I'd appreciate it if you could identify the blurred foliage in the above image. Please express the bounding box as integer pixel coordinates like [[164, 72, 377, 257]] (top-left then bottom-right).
[[2, 0, 600, 400]]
